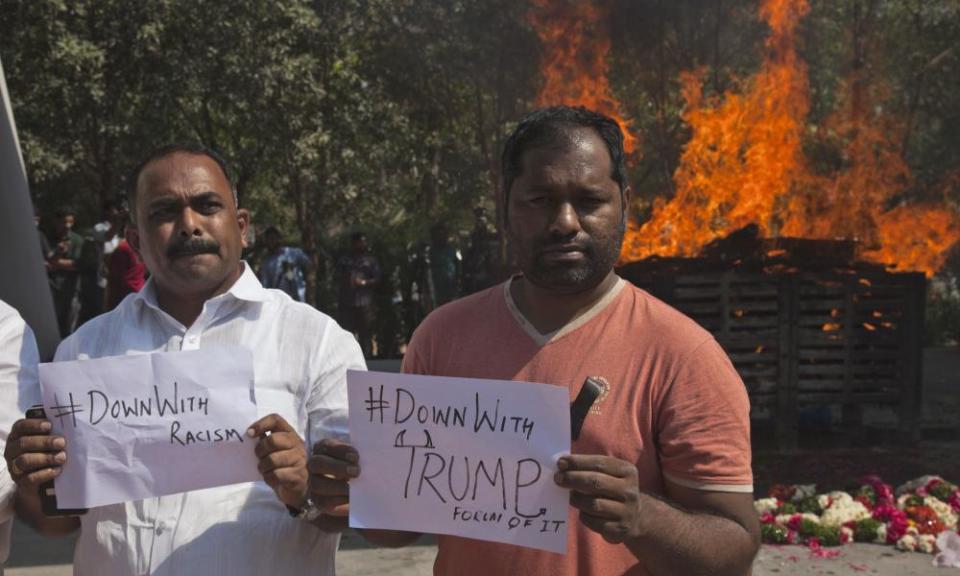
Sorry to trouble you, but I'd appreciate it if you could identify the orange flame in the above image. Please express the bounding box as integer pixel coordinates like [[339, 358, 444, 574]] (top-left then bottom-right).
[[780, 77, 960, 276], [621, 0, 810, 259], [612, 0, 960, 276], [528, 0, 638, 154]]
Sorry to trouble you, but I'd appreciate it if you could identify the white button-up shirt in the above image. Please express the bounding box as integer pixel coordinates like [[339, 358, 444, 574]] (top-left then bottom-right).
[[0, 300, 42, 567], [54, 264, 364, 576]]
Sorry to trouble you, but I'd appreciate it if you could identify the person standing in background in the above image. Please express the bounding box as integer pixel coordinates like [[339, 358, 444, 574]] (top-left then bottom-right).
[[78, 198, 125, 324], [337, 232, 380, 358], [105, 202, 146, 310], [258, 225, 311, 302], [427, 223, 459, 308], [462, 207, 497, 294], [47, 207, 84, 337], [33, 208, 52, 267]]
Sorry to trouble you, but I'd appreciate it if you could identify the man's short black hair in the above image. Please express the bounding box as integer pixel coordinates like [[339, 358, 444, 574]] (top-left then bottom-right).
[[500, 106, 628, 221], [54, 206, 76, 219], [126, 143, 238, 222]]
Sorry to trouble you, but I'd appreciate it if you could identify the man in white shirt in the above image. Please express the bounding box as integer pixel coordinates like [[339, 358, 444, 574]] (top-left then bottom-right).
[[0, 300, 41, 574], [3, 144, 363, 575]]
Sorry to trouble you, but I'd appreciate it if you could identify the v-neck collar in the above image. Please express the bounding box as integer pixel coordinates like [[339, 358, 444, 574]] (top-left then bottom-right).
[[503, 275, 625, 347]]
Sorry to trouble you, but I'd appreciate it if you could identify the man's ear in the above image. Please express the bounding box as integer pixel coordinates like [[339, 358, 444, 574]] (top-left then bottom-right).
[[621, 186, 633, 222], [237, 208, 251, 249], [125, 225, 141, 256]]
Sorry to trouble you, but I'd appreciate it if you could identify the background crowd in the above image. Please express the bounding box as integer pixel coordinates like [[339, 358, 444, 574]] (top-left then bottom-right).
[[35, 202, 501, 358]]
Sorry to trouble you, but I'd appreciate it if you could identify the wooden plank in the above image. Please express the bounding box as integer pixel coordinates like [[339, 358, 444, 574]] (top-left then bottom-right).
[[728, 353, 778, 363], [675, 302, 724, 315], [798, 331, 848, 344], [798, 299, 846, 311], [674, 289, 722, 300], [777, 275, 799, 450], [799, 349, 893, 361], [718, 340, 780, 352], [728, 301, 780, 312], [797, 392, 900, 404], [841, 276, 861, 432], [728, 317, 781, 328], [797, 364, 848, 376]]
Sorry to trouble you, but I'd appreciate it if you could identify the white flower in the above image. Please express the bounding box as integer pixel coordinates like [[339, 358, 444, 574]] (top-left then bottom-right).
[[754, 498, 779, 514], [818, 491, 853, 512], [802, 512, 820, 524], [896, 475, 944, 497], [875, 523, 888, 544], [841, 526, 854, 544], [918, 534, 937, 554], [925, 496, 959, 529], [897, 494, 917, 509], [773, 512, 819, 527], [897, 534, 918, 551], [817, 494, 831, 509], [821, 499, 871, 528], [792, 484, 817, 501]]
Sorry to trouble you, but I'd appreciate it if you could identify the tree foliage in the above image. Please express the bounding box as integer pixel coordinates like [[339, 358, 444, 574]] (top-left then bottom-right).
[[2, 0, 958, 268]]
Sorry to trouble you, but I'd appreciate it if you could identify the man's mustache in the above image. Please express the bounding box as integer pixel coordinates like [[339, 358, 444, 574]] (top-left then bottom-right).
[[167, 238, 221, 259]]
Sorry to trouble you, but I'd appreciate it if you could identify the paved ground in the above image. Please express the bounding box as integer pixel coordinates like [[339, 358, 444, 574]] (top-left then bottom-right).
[[6, 539, 954, 576]]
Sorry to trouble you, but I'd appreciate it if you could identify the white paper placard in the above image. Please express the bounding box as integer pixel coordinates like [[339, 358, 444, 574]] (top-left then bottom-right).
[[348, 370, 570, 554], [39, 347, 259, 508]]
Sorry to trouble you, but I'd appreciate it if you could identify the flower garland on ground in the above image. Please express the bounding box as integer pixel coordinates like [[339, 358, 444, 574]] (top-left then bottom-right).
[[755, 475, 960, 554]]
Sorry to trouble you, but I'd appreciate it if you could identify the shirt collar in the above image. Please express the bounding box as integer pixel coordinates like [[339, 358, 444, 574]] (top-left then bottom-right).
[[134, 261, 270, 312]]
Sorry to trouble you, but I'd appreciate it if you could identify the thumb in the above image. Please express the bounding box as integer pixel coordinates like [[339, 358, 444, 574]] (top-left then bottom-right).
[[246, 413, 294, 438]]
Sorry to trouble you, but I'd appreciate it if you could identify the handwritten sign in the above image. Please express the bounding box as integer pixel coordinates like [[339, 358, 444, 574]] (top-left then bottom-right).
[[347, 370, 570, 554], [39, 347, 260, 508]]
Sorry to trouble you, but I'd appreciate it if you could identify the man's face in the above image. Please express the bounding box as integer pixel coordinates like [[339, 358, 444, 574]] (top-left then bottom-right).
[[57, 214, 74, 234], [127, 152, 249, 297], [353, 236, 368, 255], [506, 127, 628, 293], [264, 230, 281, 252]]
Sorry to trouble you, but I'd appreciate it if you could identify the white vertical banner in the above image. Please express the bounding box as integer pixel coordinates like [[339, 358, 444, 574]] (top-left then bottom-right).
[[0, 55, 60, 360]]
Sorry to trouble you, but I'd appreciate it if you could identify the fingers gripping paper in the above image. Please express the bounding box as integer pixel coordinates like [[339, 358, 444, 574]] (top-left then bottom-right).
[[39, 347, 260, 509], [347, 370, 570, 554]]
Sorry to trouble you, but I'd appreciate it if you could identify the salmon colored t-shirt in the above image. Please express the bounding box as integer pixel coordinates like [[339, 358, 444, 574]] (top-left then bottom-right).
[[401, 276, 753, 576]]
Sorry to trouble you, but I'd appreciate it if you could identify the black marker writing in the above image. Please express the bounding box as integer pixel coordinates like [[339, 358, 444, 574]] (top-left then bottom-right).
[[49, 392, 84, 428], [87, 382, 209, 425], [473, 393, 535, 440], [365, 385, 390, 423], [170, 420, 244, 445]]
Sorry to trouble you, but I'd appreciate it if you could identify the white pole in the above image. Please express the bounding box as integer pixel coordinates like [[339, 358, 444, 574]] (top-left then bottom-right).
[[0, 55, 60, 360]]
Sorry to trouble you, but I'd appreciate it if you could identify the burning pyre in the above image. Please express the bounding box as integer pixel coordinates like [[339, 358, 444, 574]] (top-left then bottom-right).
[[529, 0, 960, 277]]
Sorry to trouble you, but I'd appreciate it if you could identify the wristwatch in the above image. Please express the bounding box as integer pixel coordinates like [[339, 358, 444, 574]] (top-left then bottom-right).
[[288, 497, 323, 522]]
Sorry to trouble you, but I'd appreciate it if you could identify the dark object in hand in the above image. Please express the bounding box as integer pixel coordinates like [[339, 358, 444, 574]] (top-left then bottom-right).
[[25, 405, 88, 517]]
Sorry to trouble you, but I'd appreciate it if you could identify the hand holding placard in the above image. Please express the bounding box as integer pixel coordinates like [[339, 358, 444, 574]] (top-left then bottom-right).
[[345, 370, 570, 553], [38, 347, 260, 509]]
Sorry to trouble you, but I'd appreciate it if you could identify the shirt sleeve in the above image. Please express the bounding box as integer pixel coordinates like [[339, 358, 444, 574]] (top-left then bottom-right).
[[656, 337, 753, 493], [68, 234, 85, 261], [305, 321, 366, 446], [0, 307, 42, 536], [294, 249, 310, 269]]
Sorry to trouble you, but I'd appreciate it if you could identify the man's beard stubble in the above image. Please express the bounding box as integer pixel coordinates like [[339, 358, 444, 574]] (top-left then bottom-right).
[[520, 219, 625, 292]]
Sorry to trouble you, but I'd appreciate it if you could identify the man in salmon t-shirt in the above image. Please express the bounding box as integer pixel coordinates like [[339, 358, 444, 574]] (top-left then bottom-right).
[[310, 106, 761, 575]]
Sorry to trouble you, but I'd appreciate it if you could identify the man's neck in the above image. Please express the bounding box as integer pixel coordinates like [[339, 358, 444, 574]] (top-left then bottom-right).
[[155, 265, 243, 328], [510, 271, 619, 335]]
